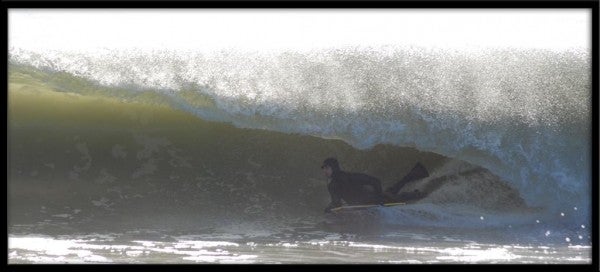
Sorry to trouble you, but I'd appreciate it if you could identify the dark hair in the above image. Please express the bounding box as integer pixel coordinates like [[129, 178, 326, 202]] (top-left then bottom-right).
[[321, 157, 340, 171]]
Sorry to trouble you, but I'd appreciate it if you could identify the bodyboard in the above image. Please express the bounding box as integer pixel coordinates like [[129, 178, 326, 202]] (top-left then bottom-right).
[[330, 202, 405, 213]]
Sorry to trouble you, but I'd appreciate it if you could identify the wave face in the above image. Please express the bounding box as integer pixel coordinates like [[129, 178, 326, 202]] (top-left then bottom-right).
[[8, 46, 591, 234]]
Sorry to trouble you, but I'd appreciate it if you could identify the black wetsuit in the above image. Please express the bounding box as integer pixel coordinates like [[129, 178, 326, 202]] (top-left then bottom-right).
[[325, 170, 385, 212], [324, 162, 430, 213]]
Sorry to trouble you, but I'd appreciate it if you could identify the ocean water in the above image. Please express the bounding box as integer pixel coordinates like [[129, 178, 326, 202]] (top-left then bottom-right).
[[7, 45, 592, 263]]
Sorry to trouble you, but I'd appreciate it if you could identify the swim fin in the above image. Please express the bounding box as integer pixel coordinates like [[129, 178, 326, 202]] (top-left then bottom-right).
[[385, 162, 429, 195]]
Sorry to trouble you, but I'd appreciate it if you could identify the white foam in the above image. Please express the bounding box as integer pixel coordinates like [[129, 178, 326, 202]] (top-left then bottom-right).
[[125, 250, 144, 257], [9, 237, 112, 263]]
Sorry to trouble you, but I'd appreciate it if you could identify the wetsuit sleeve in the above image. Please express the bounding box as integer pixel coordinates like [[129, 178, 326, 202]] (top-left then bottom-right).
[[325, 182, 343, 213]]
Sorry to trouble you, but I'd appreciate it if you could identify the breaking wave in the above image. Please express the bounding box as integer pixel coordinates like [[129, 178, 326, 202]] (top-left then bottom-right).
[[8, 46, 591, 236]]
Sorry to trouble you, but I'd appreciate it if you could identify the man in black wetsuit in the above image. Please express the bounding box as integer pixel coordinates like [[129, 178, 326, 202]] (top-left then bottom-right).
[[321, 157, 429, 213], [321, 157, 385, 213]]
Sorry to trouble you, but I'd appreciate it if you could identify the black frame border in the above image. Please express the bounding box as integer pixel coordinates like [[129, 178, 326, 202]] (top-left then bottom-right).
[[3, 1, 598, 271]]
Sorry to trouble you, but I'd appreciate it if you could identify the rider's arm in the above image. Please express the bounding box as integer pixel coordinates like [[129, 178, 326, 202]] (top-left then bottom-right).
[[325, 182, 343, 213], [366, 177, 385, 205]]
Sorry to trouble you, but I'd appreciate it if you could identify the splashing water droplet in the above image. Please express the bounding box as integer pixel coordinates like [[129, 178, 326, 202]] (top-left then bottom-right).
[[545, 231, 551, 237], [560, 213, 565, 217], [565, 237, 571, 242], [581, 225, 585, 229], [573, 207, 578, 211], [480, 216, 484, 220], [578, 235, 583, 240], [536, 220, 540, 223]]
